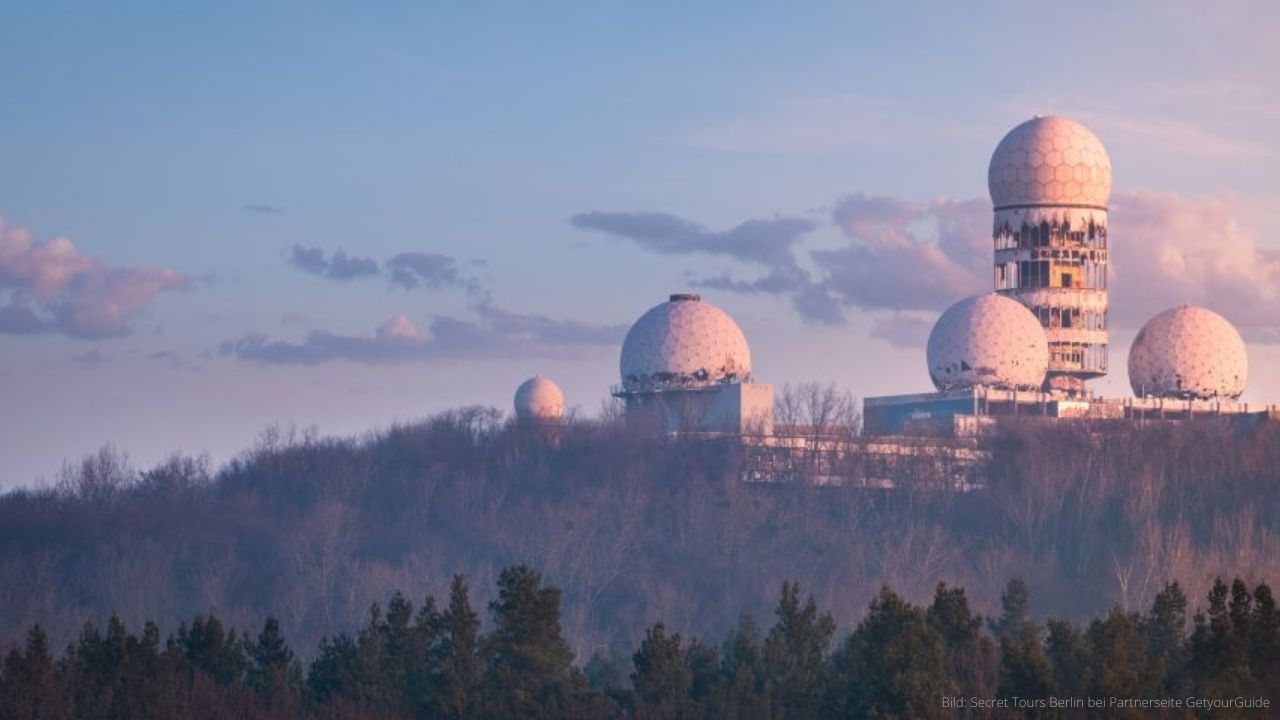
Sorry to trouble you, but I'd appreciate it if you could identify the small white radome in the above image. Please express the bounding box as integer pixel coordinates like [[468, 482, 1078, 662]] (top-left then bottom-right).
[[926, 294, 1050, 391], [514, 375, 565, 421], [1128, 305, 1247, 400], [620, 294, 752, 392]]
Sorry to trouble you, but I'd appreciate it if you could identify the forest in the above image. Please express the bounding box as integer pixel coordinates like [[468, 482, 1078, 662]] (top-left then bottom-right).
[[1, 568, 1277, 718], [0, 390, 1278, 705]]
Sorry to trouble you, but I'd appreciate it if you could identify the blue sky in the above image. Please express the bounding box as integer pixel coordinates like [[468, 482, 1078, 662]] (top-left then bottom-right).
[[3, 1, 1279, 486]]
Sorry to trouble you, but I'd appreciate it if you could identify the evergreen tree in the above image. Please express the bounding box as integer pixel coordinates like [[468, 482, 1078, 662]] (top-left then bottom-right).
[[1189, 578, 1255, 699], [719, 612, 769, 719], [246, 617, 301, 702], [988, 578, 1031, 641], [484, 565, 574, 718], [306, 633, 361, 707], [435, 575, 482, 719], [1143, 582, 1187, 693], [763, 580, 835, 719], [825, 586, 953, 719], [0, 625, 70, 720], [173, 613, 247, 686], [685, 639, 720, 714], [376, 590, 419, 715], [927, 582, 997, 702], [994, 579, 1052, 702], [1044, 618, 1090, 701], [1086, 607, 1160, 716], [632, 622, 693, 718], [1251, 582, 1280, 695]]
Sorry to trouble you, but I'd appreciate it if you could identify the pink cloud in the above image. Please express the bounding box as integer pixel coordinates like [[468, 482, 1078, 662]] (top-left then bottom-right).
[[0, 215, 189, 339]]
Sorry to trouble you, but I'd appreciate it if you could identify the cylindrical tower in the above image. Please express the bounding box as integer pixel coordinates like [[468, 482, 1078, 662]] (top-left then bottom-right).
[[988, 115, 1112, 396]]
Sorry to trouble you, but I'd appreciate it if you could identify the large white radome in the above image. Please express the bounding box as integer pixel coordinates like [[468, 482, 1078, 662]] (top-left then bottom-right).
[[927, 294, 1050, 391], [988, 115, 1112, 209], [620, 294, 751, 392], [514, 375, 565, 421], [1128, 305, 1248, 400]]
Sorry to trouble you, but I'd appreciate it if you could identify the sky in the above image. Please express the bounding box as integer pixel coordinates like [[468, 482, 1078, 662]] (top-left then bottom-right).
[[2, 1, 1280, 487]]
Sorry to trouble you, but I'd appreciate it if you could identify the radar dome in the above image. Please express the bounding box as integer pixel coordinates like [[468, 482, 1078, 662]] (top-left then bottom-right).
[[926, 294, 1049, 391], [1128, 305, 1247, 400], [988, 115, 1112, 209], [514, 375, 565, 421], [620, 294, 751, 392]]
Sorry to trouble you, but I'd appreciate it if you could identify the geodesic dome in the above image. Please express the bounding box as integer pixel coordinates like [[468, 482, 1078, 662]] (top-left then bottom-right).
[[988, 115, 1112, 209], [619, 294, 751, 393], [926, 294, 1049, 391], [514, 375, 565, 421], [1128, 305, 1248, 400]]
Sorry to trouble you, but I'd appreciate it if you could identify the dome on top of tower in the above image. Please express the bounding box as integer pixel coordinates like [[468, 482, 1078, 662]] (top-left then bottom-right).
[[620, 294, 751, 393], [1128, 305, 1247, 400], [988, 116, 1112, 209], [926, 294, 1049, 392]]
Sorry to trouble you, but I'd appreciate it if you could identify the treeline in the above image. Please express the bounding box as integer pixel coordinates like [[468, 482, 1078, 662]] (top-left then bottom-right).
[[3, 571, 1278, 719], [1, 400, 1279, 663]]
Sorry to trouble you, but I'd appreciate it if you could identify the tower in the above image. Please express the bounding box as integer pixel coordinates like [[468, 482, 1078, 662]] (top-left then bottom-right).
[[988, 116, 1112, 396]]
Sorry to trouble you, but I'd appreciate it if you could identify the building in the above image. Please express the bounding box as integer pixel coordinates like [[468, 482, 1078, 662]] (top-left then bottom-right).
[[863, 116, 1272, 440], [613, 293, 773, 434]]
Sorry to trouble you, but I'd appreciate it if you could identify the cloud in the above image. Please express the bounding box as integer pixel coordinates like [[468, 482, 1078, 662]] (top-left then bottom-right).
[[384, 252, 480, 293], [72, 349, 109, 365], [571, 211, 817, 267], [288, 245, 380, 281], [148, 349, 202, 371], [576, 191, 1280, 344], [0, 216, 189, 339], [221, 302, 626, 366], [1109, 190, 1280, 341], [814, 195, 988, 313], [287, 245, 484, 293], [244, 204, 283, 214]]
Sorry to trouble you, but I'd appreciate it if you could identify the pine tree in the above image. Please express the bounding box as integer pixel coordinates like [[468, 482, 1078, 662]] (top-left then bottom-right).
[[825, 586, 952, 719], [719, 612, 769, 719], [484, 565, 574, 718], [306, 633, 361, 706], [763, 580, 835, 719], [684, 638, 720, 714], [174, 613, 247, 686], [927, 582, 997, 702], [378, 590, 418, 714], [988, 578, 1031, 641], [1045, 618, 1090, 702], [435, 575, 482, 719], [1087, 607, 1159, 716], [632, 622, 693, 717], [246, 617, 301, 702], [0, 625, 70, 720], [1189, 577, 1255, 699], [1143, 582, 1187, 693], [1251, 582, 1280, 695], [994, 579, 1053, 702]]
